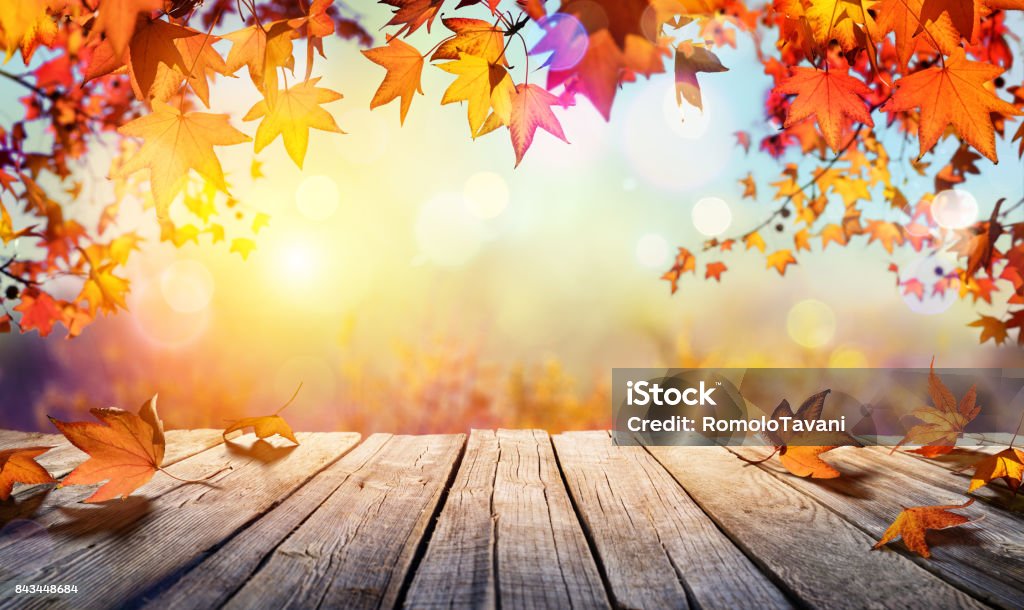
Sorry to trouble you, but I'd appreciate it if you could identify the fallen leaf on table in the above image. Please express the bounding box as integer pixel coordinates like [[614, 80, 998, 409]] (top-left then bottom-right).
[[742, 389, 861, 479], [893, 358, 980, 457], [969, 448, 1023, 494], [0, 447, 56, 500], [49, 395, 165, 503], [223, 416, 299, 445], [224, 383, 301, 445], [873, 498, 975, 558]]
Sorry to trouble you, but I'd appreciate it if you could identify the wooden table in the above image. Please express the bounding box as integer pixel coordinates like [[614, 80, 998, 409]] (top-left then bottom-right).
[[0, 429, 1021, 609]]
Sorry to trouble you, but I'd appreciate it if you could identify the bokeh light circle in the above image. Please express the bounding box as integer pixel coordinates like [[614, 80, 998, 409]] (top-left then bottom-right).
[[463, 171, 510, 219], [635, 233, 670, 268], [160, 259, 214, 314], [295, 175, 340, 221], [829, 345, 869, 368], [786, 299, 836, 348], [663, 87, 712, 140], [932, 189, 978, 229], [692, 197, 732, 236], [130, 279, 209, 348], [532, 13, 588, 71], [416, 193, 484, 266]]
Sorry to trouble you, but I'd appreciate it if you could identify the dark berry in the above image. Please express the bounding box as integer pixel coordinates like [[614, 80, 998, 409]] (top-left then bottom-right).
[[780, 208, 791, 218], [934, 266, 944, 276], [995, 77, 1006, 88], [775, 223, 784, 232], [4, 285, 18, 300]]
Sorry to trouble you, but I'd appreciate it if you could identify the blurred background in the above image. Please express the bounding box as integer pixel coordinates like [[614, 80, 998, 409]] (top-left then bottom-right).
[[1, 4, 1022, 433]]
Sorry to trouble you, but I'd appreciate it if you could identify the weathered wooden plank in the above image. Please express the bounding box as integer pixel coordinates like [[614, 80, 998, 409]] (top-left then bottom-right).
[[553, 431, 792, 610], [0, 429, 227, 523], [223, 434, 465, 610], [0, 432, 360, 609], [0, 430, 62, 450], [731, 445, 1024, 609], [649, 444, 986, 610], [138, 434, 390, 609], [406, 429, 610, 609], [404, 430, 497, 608]]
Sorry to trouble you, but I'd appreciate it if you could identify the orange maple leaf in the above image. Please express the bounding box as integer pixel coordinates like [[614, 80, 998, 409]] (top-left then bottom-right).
[[705, 261, 727, 281], [969, 315, 1008, 345], [894, 359, 981, 456], [243, 78, 344, 168], [508, 84, 567, 166], [49, 396, 166, 503], [92, 0, 164, 57], [662, 247, 697, 294], [969, 448, 1023, 493], [778, 66, 874, 152], [13, 287, 62, 337], [873, 498, 975, 558], [742, 390, 861, 478], [114, 101, 250, 217], [363, 37, 425, 125], [883, 48, 1021, 162], [0, 446, 55, 500]]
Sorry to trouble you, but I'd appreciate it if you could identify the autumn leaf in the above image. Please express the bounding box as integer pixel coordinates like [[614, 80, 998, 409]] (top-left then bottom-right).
[[662, 247, 697, 294], [224, 384, 301, 445], [969, 447, 1023, 493], [13, 287, 62, 337], [243, 78, 343, 168], [230, 237, 256, 260], [766, 249, 797, 275], [894, 359, 980, 455], [875, 0, 959, 68], [49, 395, 166, 503], [883, 48, 1020, 162], [223, 416, 299, 445], [77, 263, 130, 317], [224, 20, 299, 105], [0, 446, 55, 500], [508, 83, 567, 166], [873, 498, 975, 558], [363, 36, 424, 124], [114, 101, 251, 217], [777, 66, 873, 152], [438, 53, 514, 137], [126, 18, 195, 102], [92, 0, 164, 57], [969, 315, 1008, 345], [0, 0, 59, 62], [174, 30, 232, 107], [674, 43, 728, 111], [705, 261, 727, 281], [744, 231, 766, 252], [431, 18, 507, 65], [743, 390, 861, 478]]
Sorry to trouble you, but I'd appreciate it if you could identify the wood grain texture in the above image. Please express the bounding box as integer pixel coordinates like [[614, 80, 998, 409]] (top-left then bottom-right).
[[554, 431, 792, 610], [140, 434, 383, 609], [406, 429, 610, 610], [0, 432, 359, 609], [650, 445, 986, 610], [223, 434, 465, 610], [732, 445, 1024, 609]]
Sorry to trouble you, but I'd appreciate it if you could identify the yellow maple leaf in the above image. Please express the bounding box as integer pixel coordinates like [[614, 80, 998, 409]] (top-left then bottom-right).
[[114, 101, 250, 217], [243, 78, 343, 168], [438, 53, 515, 137]]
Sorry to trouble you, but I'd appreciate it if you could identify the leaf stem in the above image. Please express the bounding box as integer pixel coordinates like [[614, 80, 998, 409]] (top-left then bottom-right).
[[158, 465, 230, 483], [275, 382, 303, 415]]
